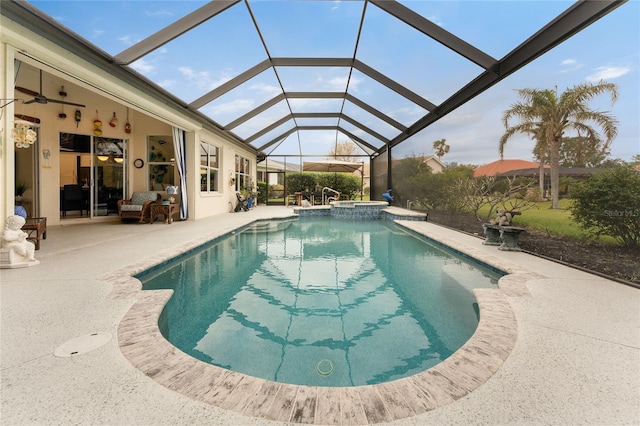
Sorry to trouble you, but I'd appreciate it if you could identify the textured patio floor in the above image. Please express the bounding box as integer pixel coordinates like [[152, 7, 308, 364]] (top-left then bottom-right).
[[1, 206, 638, 425]]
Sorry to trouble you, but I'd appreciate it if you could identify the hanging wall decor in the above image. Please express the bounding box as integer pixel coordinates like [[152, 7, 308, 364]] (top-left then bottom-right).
[[58, 87, 68, 119], [93, 110, 102, 136], [13, 120, 37, 149], [124, 107, 131, 133]]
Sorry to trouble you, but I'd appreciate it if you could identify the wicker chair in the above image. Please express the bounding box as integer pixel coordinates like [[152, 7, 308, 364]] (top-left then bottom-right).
[[117, 191, 159, 223]]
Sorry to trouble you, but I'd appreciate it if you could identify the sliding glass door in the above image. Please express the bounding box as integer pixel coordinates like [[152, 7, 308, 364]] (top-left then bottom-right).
[[93, 137, 127, 217]]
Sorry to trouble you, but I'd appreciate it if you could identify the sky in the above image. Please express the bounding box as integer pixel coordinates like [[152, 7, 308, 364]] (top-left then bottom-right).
[[29, 0, 639, 166]]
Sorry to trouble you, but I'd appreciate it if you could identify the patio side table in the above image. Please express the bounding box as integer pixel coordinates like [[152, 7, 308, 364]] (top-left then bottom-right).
[[22, 217, 47, 250], [150, 204, 179, 224]]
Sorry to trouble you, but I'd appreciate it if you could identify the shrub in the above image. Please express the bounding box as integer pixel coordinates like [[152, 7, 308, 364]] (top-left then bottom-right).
[[570, 164, 640, 247], [316, 173, 361, 199], [559, 176, 579, 197], [257, 181, 268, 203], [268, 184, 284, 199], [285, 173, 317, 193]]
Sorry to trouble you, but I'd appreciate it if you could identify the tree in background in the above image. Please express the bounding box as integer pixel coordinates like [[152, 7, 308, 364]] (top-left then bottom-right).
[[558, 135, 610, 167], [500, 81, 619, 209], [328, 140, 359, 161], [391, 156, 432, 207], [392, 157, 475, 212], [432, 138, 450, 161], [456, 175, 537, 223]]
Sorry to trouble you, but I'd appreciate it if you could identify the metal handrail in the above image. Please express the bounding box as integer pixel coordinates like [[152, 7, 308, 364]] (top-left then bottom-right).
[[322, 187, 340, 204]]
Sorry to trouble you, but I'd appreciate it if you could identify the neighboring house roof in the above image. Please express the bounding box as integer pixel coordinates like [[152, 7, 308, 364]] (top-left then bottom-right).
[[474, 159, 548, 177], [257, 159, 301, 172], [498, 167, 602, 178]]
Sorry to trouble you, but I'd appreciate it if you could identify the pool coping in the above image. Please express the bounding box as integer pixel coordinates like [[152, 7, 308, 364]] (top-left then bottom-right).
[[104, 216, 536, 425]]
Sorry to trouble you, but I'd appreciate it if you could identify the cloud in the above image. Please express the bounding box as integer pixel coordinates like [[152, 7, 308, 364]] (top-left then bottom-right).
[[559, 59, 583, 73], [325, 75, 350, 91], [249, 82, 281, 96], [92, 29, 105, 39], [118, 35, 133, 46], [178, 67, 232, 91], [428, 16, 445, 27], [155, 79, 177, 90], [178, 67, 210, 83], [145, 8, 174, 18], [585, 66, 631, 82], [130, 58, 156, 74], [205, 99, 256, 116]]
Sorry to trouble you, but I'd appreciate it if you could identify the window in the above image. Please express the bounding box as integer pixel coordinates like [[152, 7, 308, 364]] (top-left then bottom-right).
[[235, 155, 252, 192], [147, 135, 175, 190], [200, 142, 219, 193]]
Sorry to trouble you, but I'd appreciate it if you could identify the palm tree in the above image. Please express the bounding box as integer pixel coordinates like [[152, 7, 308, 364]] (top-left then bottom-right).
[[500, 81, 618, 208], [432, 138, 450, 161], [531, 131, 548, 199]]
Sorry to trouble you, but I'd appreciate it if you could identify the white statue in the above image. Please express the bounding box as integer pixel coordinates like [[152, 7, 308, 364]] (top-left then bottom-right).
[[1, 215, 38, 268]]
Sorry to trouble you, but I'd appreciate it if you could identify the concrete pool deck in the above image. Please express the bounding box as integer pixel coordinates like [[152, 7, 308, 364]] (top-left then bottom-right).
[[1, 206, 638, 425]]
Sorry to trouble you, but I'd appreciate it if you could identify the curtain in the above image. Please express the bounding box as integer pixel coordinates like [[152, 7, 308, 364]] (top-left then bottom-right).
[[172, 127, 188, 219]]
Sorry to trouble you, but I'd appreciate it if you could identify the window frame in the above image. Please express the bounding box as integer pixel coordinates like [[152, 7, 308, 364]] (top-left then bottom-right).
[[200, 141, 220, 194], [235, 154, 252, 192]]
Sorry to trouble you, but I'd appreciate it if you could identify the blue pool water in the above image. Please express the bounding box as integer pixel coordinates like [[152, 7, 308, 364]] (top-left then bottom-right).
[[138, 217, 502, 387]]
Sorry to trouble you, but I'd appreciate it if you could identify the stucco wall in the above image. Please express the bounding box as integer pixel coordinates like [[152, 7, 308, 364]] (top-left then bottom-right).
[[2, 43, 256, 226]]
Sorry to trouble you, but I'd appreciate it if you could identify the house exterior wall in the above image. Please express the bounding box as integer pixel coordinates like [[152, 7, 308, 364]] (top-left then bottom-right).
[[424, 157, 445, 173], [1, 21, 256, 229]]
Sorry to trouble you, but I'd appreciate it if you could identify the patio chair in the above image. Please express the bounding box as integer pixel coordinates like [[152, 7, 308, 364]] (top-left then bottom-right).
[[117, 191, 159, 222], [61, 184, 86, 216], [235, 192, 249, 212]]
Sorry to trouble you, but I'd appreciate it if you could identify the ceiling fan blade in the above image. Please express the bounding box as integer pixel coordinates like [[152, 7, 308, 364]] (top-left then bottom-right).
[[15, 114, 41, 124], [47, 99, 86, 108], [17, 69, 86, 108], [15, 86, 39, 97]]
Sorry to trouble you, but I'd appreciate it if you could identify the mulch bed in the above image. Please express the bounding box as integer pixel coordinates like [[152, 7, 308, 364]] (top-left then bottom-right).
[[426, 210, 640, 286]]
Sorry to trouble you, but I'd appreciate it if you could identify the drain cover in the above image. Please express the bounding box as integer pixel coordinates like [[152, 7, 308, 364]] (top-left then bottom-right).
[[53, 332, 112, 357], [316, 359, 334, 376]]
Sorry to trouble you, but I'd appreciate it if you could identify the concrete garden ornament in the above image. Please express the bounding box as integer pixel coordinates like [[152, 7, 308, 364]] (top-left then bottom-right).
[[1, 215, 39, 268], [490, 209, 514, 226]]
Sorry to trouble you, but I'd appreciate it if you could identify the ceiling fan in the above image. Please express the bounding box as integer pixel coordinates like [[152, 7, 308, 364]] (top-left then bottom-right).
[[15, 69, 85, 108]]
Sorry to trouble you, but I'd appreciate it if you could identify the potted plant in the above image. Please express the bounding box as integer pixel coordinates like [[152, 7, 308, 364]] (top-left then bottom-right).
[[15, 182, 27, 200]]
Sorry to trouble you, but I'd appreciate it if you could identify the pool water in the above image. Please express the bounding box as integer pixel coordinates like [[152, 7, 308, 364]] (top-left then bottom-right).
[[138, 217, 502, 387]]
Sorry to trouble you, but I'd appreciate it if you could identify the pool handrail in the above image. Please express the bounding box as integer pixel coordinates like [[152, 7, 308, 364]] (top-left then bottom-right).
[[322, 187, 340, 204]]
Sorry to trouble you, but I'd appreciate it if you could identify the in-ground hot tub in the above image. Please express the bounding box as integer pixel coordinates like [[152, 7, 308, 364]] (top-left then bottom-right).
[[294, 200, 426, 221], [331, 200, 389, 220]]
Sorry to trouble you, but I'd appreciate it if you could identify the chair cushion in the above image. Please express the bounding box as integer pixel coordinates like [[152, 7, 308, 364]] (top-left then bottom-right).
[[120, 204, 143, 212], [130, 191, 158, 206]]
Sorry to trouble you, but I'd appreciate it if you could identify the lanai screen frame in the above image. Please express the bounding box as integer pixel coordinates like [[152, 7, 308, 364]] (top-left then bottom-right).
[[2, 0, 627, 197]]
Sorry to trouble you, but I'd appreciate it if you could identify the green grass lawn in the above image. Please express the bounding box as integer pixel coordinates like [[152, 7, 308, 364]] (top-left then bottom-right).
[[480, 199, 617, 244]]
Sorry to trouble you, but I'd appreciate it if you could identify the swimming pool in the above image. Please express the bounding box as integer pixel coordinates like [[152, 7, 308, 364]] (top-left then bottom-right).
[[137, 217, 503, 387]]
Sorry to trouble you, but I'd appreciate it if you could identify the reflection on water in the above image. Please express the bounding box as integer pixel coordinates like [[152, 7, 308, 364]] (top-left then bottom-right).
[[139, 218, 500, 387]]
